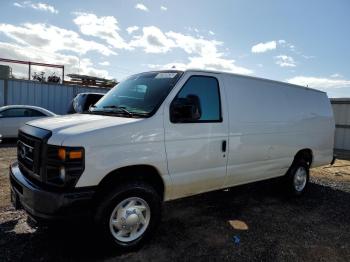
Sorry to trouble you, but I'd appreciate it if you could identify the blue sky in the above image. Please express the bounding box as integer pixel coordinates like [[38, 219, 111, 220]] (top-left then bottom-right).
[[0, 0, 349, 97]]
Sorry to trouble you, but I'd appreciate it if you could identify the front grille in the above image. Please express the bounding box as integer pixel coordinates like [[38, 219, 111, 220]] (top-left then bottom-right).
[[17, 126, 52, 183], [18, 131, 43, 180]]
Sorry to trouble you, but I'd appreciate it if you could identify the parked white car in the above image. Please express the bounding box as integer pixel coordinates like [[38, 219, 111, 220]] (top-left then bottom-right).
[[9, 70, 335, 251], [0, 105, 56, 138]]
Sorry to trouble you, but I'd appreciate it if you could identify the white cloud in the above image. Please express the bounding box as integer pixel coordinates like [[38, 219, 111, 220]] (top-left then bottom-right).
[[126, 26, 139, 34], [0, 23, 116, 56], [99, 61, 110, 66], [289, 44, 295, 51], [287, 76, 350, 91], [209, 30, 215, 36], [130, 26, 175, 53], [13, 1, 58, 14], [130, 27, 223, 56], [132, 26, 252, 74], [278, 39, 314, 59], [0, 42, 111, 79], [135, 3, 149, 12], [78, 58, 111, 78], [278, 39, 295, 50], [1, 15, 252, 78], [251, 41, 276, 53], [148, 56, 252, 75], [330, 73, 343, 78], [73, 12, 130, 50], [13, 2, 24, 8], [187, 56, 252, 74], [160, 6, 167, 11], [31, 3, 58, 14], [252, 39, 312, 60], [166, 31, 223, 56], [274, 55, 296, 67]]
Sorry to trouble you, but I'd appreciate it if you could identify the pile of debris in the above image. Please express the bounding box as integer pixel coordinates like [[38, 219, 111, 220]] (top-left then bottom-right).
[[65, 74, 117, 88]]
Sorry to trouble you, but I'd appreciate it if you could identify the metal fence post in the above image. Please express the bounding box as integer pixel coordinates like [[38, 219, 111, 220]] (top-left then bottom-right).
[[4, 79, 8, 106]]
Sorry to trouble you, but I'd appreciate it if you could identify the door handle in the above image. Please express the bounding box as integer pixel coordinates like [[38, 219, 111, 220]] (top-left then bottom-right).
[[222, 140, 227, 152]]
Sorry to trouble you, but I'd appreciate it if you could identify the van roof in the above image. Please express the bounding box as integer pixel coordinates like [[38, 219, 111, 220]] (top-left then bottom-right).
[[178, 69, 326, 94]]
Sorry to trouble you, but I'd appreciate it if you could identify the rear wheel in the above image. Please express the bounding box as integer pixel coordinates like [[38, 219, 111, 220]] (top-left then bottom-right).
[[94, 181, 161, 251], [285, 161, 309, 196]]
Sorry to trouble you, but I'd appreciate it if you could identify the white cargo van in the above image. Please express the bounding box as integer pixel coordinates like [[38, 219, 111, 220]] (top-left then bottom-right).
[[10, 70, 335, 250]]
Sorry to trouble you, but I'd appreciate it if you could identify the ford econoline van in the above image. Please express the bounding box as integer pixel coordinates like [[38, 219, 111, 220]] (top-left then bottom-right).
[[10, 70, 335, 250]]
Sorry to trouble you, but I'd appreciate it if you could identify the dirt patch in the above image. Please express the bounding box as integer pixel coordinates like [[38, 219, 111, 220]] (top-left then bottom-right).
[[0, 144, 349, 261], [311, 160, 350, 192]]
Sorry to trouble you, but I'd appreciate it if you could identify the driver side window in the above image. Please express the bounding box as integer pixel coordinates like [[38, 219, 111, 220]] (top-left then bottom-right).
[[170, 75, 222, 123]]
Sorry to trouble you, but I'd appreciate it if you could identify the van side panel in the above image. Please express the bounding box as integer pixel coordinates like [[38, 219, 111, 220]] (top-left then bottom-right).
[[222, 74, 334, 187]]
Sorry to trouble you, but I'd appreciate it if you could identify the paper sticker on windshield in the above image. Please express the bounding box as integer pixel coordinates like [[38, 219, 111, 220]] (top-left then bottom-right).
[[155, 73, 177, 79]]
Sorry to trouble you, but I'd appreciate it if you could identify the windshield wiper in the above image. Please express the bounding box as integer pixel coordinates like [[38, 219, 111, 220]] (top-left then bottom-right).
[[102, 106, 133, 116], [89, 105, 149, 118]]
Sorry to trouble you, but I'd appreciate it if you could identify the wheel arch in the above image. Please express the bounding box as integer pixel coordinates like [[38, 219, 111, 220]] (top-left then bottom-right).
[[95, 164, 166, 201], [292, 148, 313, 167]]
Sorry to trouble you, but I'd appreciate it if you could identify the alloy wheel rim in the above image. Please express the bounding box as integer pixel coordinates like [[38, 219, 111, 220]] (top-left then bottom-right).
[[109, 197, 151, 243]]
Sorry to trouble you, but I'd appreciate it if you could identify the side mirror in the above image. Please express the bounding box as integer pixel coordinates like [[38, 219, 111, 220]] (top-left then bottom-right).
[[170, 94, 202, 123]]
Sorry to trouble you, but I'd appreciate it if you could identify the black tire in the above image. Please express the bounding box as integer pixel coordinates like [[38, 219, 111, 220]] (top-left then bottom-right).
[[285, 160, 310, 196], [94, 181, 161, 251]]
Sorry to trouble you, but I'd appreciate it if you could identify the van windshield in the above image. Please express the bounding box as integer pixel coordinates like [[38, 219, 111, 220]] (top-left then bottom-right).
[[89, 71, 182, 117]]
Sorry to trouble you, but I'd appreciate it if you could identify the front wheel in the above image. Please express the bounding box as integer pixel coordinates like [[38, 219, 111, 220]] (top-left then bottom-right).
[[285, 161, 310, 196], [94, 182, 161, 251], [109, 197, 151, 243]]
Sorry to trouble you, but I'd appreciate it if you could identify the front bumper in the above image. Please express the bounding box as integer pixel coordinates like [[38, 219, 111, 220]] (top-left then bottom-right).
[[9, 161, 96, 223]]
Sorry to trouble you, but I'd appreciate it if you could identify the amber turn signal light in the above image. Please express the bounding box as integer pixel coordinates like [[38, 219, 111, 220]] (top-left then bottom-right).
[[58, 148, 66, 160], [58, 148, 83, 160], [69, 150, 83, 159]]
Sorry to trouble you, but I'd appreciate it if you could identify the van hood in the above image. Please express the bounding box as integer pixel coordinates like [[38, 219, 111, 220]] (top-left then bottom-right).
[[27, 113, 142, 135]]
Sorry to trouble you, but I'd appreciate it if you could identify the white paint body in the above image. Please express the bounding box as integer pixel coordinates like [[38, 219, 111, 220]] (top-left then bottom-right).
[[27, 70, 335, 201], [0, 105, 56, 138]]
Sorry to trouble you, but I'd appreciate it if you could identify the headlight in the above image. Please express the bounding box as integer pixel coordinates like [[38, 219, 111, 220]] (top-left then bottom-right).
[[46, 145, 85, 187], [59, 166, 66, 181]]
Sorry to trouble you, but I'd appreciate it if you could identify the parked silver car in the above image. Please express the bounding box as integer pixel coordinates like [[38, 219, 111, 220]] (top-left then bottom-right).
[[0, 105, 56, 138]]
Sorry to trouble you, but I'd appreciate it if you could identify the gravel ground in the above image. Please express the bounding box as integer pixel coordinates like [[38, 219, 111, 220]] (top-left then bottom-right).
[[0, 142, 349, 262]]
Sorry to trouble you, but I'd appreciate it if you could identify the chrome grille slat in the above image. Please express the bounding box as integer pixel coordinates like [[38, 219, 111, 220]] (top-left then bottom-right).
[[24, 156, 33, 163], [19, 141, 34, 150]]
